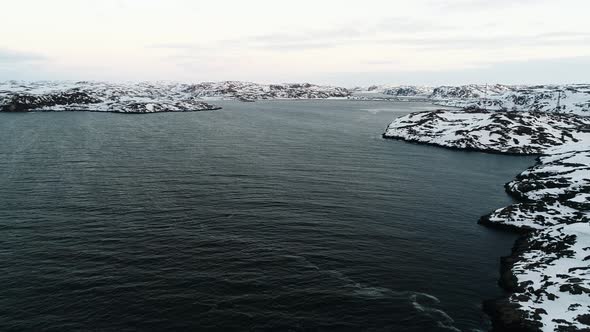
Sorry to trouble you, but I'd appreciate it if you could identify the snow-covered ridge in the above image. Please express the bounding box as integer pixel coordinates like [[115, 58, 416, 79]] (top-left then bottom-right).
[[432, 84, 590, 116], [353, 85, 433, 97], [0, 81, 220, 113], [354, 84, 590, 116], [430, 84, 513, 99], [0, 81, 352, 113], [186, 81, 351, 101], [349, 85, 433, 102], [383, 109, 590, 331]]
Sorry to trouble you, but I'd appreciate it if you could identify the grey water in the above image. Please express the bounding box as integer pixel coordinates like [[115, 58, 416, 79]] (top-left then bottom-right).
[[0, 100, 535, 331]]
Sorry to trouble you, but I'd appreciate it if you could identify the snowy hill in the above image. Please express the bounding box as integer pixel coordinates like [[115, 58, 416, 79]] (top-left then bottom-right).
[[353, 84, 590, 116], [186, 81, 351, 101], [429, 84, 512, 99], [352, 85, 433, 97], [0, 81, 220, 113], [4, 81, 588, 115], [0, 81, 352, 113], [383, 109, 590, 331], [432, 84, 590, 116]]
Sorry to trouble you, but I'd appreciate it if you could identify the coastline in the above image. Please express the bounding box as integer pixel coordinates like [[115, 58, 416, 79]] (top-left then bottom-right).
[[383, 109, 590, 331], [1, 107, 223, 114], [381, 134, 540, 156]]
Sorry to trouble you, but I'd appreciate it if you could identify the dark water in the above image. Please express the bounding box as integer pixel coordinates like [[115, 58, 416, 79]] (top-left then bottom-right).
[[0, 100, 534, 331]]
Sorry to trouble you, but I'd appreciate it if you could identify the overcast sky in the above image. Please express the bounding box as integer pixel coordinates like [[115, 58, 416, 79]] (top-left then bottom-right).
[[1, 0, 589, 86]]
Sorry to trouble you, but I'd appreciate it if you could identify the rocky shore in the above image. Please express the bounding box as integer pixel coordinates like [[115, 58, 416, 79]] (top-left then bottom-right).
[[384, 109, 590, 331], [383, 109, 588, 154]]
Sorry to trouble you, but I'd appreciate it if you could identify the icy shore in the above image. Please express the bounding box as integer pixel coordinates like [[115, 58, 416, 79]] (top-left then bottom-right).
[[384, 109, 590, 331]]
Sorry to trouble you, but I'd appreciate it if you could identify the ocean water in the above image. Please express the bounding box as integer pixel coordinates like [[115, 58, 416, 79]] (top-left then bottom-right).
[[0, 100, 535, 331]]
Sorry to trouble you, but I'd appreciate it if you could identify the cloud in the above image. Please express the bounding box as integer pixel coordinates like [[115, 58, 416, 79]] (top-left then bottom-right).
[[377, 32, 590, 49], [146, 17, 458, 53], [0, 48, 47, 63], [313, 56, 590, 87], [374, 17, 456, 33], [146, 15, 589, 55], [434, 0, 547, 10], [362, 60, 400, 66]]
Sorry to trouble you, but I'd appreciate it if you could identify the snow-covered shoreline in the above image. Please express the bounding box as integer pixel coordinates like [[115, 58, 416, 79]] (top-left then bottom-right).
[[187, 81, 350, 101], [0, 81, 222, 113], [384, 109, 590, 331], [0, 81, 351, 113], [355, 84, 590, 116], [3, 81, 589, 116]]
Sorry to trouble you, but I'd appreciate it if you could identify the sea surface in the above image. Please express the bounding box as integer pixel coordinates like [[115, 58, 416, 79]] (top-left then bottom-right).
[[0, 100, 535, 331]]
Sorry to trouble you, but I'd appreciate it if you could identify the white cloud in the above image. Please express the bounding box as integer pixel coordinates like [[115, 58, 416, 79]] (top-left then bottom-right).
[[0, 48, 47, 63]]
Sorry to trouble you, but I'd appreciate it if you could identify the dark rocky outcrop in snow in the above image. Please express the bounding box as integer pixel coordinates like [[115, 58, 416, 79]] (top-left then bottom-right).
[[1, 90, 102, 112]]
